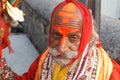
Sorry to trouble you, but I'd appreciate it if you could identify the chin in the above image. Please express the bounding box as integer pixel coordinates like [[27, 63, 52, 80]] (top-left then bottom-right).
[[53, 57, 71, 66]]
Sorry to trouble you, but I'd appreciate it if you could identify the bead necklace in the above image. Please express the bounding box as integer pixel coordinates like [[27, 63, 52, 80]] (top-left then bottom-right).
[[40, 45, 98, 80]]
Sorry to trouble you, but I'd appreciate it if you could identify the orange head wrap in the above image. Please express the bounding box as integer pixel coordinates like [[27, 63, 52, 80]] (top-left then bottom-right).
[[49, 0, 92, 65]]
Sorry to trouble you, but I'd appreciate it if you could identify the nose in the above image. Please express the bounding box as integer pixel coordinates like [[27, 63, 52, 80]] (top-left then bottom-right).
[[58, 37, 67, 54]]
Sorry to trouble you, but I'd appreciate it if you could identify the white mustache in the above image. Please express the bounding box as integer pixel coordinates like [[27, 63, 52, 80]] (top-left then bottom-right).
[[48, 47, 78, 59]]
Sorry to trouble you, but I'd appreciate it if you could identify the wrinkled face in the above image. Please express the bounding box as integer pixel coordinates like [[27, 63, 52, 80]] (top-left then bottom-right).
[[49, 26, 81, 65], [49, 26, 82, 66], [49, 3, 82, 66]]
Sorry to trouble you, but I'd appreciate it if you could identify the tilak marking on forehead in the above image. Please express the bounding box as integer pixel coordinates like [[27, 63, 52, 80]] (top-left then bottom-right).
[[54, 16, 82, 27], [52, 3, 82, 28]]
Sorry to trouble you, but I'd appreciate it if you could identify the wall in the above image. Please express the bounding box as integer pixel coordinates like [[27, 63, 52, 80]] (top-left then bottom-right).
[[101, 0, 120, 19], [101, 0, 120, 63], [100, 15, 120, 64], [20, 1, 49, 53]]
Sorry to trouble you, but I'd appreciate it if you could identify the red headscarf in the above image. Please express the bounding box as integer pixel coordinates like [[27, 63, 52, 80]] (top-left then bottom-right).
[[0, 0, 15, 58], [49, 0, 92, 64]]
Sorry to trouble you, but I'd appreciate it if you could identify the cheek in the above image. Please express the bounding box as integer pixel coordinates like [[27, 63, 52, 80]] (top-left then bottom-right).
[[49, 37, 59, 48], [69, 41, 80, 51]]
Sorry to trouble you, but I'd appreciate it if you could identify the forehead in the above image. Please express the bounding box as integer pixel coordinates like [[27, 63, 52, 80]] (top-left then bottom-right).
[[51, 3, 83, 28], [51, 26, 82, 35]]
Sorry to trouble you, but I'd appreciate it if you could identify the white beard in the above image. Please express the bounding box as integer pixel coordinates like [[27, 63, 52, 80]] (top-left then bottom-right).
[[48, 47, 78, 66]]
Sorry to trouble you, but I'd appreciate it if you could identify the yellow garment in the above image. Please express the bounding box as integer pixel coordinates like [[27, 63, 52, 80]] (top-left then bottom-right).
[[6, 1, 24, 22], [52, 64, 69, 80], [95, 47, 113, 80], [35, 47, 113, 80], [35, 49, 49, 80]]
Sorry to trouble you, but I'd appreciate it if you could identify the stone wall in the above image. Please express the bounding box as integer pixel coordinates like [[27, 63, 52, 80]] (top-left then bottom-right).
[[100, 15, 120, 64], [20, 0, 120, 63], [20, 1, 49, 53]]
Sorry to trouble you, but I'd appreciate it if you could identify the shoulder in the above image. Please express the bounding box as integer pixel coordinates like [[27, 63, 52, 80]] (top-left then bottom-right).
[[26, 49, 49, 79], [30, 48, 49, 67]]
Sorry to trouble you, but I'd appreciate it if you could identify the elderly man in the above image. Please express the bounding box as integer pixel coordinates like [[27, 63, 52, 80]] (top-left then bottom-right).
[[0, 0, 120, 80]]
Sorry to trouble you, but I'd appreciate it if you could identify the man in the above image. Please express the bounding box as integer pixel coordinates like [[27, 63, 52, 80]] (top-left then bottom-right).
[[0, 0, 120, 80]]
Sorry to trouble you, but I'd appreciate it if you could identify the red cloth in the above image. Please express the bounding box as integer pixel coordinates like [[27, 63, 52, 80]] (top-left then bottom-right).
[[0, 3, 10, 54], [110, 59, 120, 80], [14, 53, 120, 80], [0, 0, 15, 58], [0, 15, 12, 58], [0, 16, 8, 57]]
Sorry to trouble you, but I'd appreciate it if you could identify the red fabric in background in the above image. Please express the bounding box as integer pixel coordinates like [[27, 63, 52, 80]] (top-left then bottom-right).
[[110, 59, 120, 80], [0, 16, 11, 58]]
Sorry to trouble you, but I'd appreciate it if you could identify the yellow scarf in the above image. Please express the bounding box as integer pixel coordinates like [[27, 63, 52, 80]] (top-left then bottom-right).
[[52, 64, 69, 80], [35, 49, 49, 80], [95, 47, 113, 80]]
